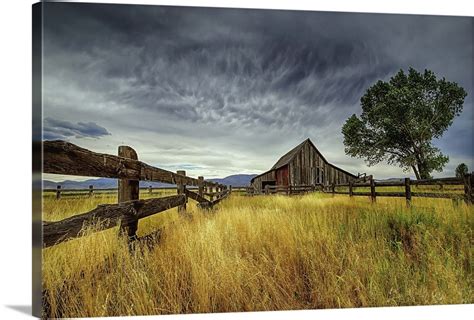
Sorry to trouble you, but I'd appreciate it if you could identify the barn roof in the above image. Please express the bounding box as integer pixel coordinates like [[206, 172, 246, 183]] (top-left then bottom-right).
[[250, 138, 357, 183], [270, 139, 308, 170]]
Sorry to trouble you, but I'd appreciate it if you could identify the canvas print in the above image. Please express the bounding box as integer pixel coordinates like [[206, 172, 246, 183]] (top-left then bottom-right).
[[32, 2, 473, 318]]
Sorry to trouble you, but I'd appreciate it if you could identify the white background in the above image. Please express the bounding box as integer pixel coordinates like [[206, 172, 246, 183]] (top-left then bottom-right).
[[0, 1, 472, 319]]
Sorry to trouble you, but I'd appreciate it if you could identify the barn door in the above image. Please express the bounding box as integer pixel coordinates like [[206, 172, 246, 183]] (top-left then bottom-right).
[[276, 165, 289, 186]]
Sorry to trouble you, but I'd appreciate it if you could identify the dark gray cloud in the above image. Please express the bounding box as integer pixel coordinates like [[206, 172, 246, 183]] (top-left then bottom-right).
[[43, 117, 111, 140], [41, 3, 473, 180]]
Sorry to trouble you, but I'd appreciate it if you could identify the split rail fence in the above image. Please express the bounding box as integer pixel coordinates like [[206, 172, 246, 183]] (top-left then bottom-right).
[[42, 140, 231, 248], [325, 174, 473, 205], [246, 174, 473, 206], [48, 186, 191, 199], [246, 184, 320, 196], [48, 185, 245, 199]]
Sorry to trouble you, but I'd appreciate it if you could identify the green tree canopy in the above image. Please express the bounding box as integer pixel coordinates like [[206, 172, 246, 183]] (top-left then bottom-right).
[[455, 163, 469, 178], [342, 68, 467, 179]]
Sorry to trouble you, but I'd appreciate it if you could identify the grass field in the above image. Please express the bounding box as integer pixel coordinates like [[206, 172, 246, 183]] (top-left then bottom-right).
[[42, 191, 473, 318]]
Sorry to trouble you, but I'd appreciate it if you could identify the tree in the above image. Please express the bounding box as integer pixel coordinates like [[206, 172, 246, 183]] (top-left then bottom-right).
[[342, 68, 467, 179], [455, 163, 468, 178]]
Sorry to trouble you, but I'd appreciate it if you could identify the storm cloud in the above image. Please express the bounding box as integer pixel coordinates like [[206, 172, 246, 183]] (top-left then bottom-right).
[[43, 117, 111, 140], [41, 3, 473, 181]]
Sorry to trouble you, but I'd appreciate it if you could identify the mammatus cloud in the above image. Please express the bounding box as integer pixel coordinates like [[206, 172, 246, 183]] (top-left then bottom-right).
[[41, 3, 473, 180], [43, 117, 111, 140]]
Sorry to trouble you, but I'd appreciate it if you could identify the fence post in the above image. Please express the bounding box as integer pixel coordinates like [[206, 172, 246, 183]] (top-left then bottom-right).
[[198, 176, 204, 198], [88, 185, 94, 197], [118, 146, 139, 242], [331, 183, 335, 197], [405, 178, 411, 207], [464, 173, 472, 205], [209, 185, 214, 201], [148, 185, 152, 195], [177, 170, 187, 214], [56, 185, 61, 199], [229, 185, 232, 194], [370, 176, 376, 203], [349, 181, 353, 197], [265, 184, 269, 195]]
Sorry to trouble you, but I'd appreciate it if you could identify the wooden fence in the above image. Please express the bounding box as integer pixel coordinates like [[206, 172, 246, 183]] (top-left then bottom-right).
[[46, 186, 191, 199], [325, 174, 473, 205], [245, 184, 321, 196], [42, 140, 231, 248], [246, 174, 473, 205], [47, 185, 248, 199]]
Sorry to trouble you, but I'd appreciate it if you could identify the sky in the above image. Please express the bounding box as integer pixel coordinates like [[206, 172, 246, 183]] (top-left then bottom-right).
[[40, 3, 473, 182]]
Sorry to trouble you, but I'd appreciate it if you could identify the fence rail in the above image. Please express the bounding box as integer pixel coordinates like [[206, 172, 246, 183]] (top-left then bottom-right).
[[325, 174, 473, 205], [42, 140, 231, 248], [44, 186, 249, 193], [44, 140, 222, 188], [247, 184, 321, 196], [245, 174, 473, 205], [43, 195, 186, 247], [45, 186, 196, 199]]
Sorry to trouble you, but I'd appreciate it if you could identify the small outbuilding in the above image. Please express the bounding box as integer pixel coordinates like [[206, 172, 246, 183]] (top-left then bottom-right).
[[250, 138, 357, 192]]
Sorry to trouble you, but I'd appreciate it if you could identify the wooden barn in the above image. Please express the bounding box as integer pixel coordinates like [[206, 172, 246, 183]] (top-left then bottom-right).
[[250, 138, 357, 192]]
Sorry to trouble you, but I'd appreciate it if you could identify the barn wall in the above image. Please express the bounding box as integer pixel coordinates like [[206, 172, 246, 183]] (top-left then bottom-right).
[[251, 170, 276, 192], [251, 140, 356, 191], [275, 165, 289, 186], [289, 142, 355, 186], [289, 142, 325, 185], [323, 163, 353, 185]]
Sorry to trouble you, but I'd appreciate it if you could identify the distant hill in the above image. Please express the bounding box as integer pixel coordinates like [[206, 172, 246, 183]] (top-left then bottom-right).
[[208, 174, 257, 187], [43, 174, 257, 189]]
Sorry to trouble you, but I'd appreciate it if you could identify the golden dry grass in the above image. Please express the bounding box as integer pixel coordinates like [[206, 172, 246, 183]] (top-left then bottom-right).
[[42, 192, 473, 318]]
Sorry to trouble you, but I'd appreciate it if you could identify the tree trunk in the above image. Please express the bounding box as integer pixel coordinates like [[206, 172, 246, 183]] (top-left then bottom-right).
[[416, 161, 431, 179], [411, 165, 421, 180], [413, 149, 431, 180]]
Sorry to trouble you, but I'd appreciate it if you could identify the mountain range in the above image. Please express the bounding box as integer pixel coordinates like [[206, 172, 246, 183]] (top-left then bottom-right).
[[43, 174, 257, 189]]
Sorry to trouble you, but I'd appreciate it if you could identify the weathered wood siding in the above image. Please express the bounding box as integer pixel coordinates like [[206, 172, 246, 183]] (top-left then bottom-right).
[[251, 170, 276, 192], [289, 142, 354, 186], [250, 139, 356, 190], [275, 165, 289, 186]]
